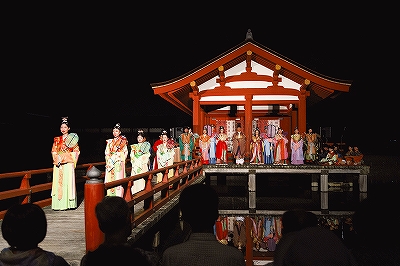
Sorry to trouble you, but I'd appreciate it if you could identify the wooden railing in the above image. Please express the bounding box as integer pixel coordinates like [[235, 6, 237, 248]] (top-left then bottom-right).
[[0, 162, 105, 219], [0, 158, 204, 252], [83, 158, 203, 251]]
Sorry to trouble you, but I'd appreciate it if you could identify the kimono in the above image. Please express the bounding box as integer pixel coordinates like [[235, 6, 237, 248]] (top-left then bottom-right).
[[290, 133, 304, 165], [130, 141, 151, 194], [51, 135, 80, 210], [216, 133, 228, 163], [209, 133, 217, 164], [104, 136, 128, 197], [198, 133, 211, 165], [156, 141, 175, 182], [152, 138, 163, 171], [232, 131, 246, 164], [179, 132, 194, 161], [262, 135, 274, 165], [273, 133, 289, 165], [250, 135, 264, 164], [305, 132, 318, 163]]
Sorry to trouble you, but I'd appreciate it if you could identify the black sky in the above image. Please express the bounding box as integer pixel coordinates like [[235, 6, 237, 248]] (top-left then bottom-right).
[[2, 4, 397, 155]]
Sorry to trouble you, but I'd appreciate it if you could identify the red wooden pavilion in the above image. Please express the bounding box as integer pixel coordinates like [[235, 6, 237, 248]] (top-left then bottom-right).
[[151, 30, 351, 151]]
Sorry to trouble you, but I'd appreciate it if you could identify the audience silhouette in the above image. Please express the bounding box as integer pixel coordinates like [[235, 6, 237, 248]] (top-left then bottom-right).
[[0, 203, 69, 266], [351, 191, 400, 265], [80, 196, 151, 266], [161, 183, 245, 266], [269, 208, 357, 266]]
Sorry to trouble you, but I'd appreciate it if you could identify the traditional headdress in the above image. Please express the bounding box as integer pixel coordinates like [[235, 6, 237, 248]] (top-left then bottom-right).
[[61, 117, 69, 125], [137, 129, 144, 135], [113, 123, 121, 130], [160, 129, 168, 137]]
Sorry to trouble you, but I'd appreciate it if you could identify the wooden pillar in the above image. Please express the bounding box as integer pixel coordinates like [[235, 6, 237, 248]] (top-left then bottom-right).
[[298, 79, 310, 134], [245, 216, 253, 266], [244, 94, 253, 157], [190, 81, 201, 134], [320, 169, 329, 213], [84, 166, 105, 252], [248, 170, 256, 213]]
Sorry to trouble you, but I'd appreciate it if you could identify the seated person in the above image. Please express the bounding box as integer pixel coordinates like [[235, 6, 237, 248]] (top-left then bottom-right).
[[345, 146, 356, 156], [319, 146, 338, 165], [0, 203, 69, 266]]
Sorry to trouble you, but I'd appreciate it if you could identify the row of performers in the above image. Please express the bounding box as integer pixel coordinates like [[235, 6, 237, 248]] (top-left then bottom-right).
[[198, 125, 321, 165]]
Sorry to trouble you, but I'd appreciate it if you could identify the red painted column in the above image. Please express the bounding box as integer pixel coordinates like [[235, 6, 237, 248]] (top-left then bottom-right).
[[84, 166, 105, 252]]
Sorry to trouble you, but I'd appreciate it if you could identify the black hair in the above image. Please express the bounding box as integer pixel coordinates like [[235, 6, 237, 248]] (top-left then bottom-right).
[[95, 196, 131, 234], [1, 203, 47, 250], [179, 183, 219, 232]]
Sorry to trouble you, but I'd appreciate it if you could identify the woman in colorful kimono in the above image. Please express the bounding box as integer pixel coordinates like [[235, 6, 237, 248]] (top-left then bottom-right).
[[130, 129, 151, 194], [215, 126, 228, 164], [250, 128, 263, 164], [262, 125, 275, 165], [156, 130, 175, 183], [273, 127, 289, 165], [104, 123, 128, 197], [198, 126, 211, 165], [51, 117, 80, 210], [209, 124, 217, 164], [290, 127, 304, 165]]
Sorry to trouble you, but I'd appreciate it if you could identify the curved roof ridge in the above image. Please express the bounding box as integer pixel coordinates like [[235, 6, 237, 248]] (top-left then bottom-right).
[[150, 38, 352, 88]]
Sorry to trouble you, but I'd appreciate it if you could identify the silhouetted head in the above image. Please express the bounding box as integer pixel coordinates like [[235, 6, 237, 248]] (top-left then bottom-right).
[[179, 183, 219, 232], [95, 196, 131, 237], [281, 209, 317, 235], [1, 203, 47, 250]]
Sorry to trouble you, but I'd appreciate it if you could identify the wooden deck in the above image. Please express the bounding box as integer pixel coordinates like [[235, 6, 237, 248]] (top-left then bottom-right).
[[0, 200, 86, 266], [0, 163, 371, 266]]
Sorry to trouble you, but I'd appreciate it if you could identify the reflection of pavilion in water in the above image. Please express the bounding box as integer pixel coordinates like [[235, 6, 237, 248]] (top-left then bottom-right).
[[203, 164, 369, 213]]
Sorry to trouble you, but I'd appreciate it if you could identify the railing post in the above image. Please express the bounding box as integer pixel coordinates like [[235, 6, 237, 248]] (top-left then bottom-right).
[[19, 174, 31, 204], [84, 166, 105, 253]]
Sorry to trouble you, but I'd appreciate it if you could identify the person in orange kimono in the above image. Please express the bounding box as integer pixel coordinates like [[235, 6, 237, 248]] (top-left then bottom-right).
[[51, 117, 80, 210], [198, 127, 211, 165], [104, 123, 128, 197], [273, 127, 288, 165]]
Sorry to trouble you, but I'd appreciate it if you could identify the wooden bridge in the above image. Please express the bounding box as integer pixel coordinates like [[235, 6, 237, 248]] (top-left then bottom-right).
[[0, 159, 370, 266]]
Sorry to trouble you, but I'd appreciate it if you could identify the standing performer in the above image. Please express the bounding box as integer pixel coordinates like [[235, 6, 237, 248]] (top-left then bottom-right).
[[304, 128, 319, 164], [250, 128, 263, 164], [104, 123, 128, 197], [273, 127, 289, 165], [152, 133, 163, 171], [290, 127, 304, 165], [51, 117, 80, 210], [156, 130, 175, 183], [231, 124, 246, 165], [130, 129, 151, 194], [198, 126, 211, 165], [209, 124, 217, 164], [179, 126, 194, 161], [262, 125, 275, 165], [216, 126, 228, 164]]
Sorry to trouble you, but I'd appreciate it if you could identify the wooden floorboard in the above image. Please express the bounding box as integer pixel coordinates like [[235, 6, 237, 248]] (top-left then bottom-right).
[[0, 200, 86, 266], [0, 192, 160, 266]]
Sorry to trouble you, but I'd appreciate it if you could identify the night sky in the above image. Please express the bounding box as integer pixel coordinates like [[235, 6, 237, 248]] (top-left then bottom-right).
[[1, 4, 397, 172]]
